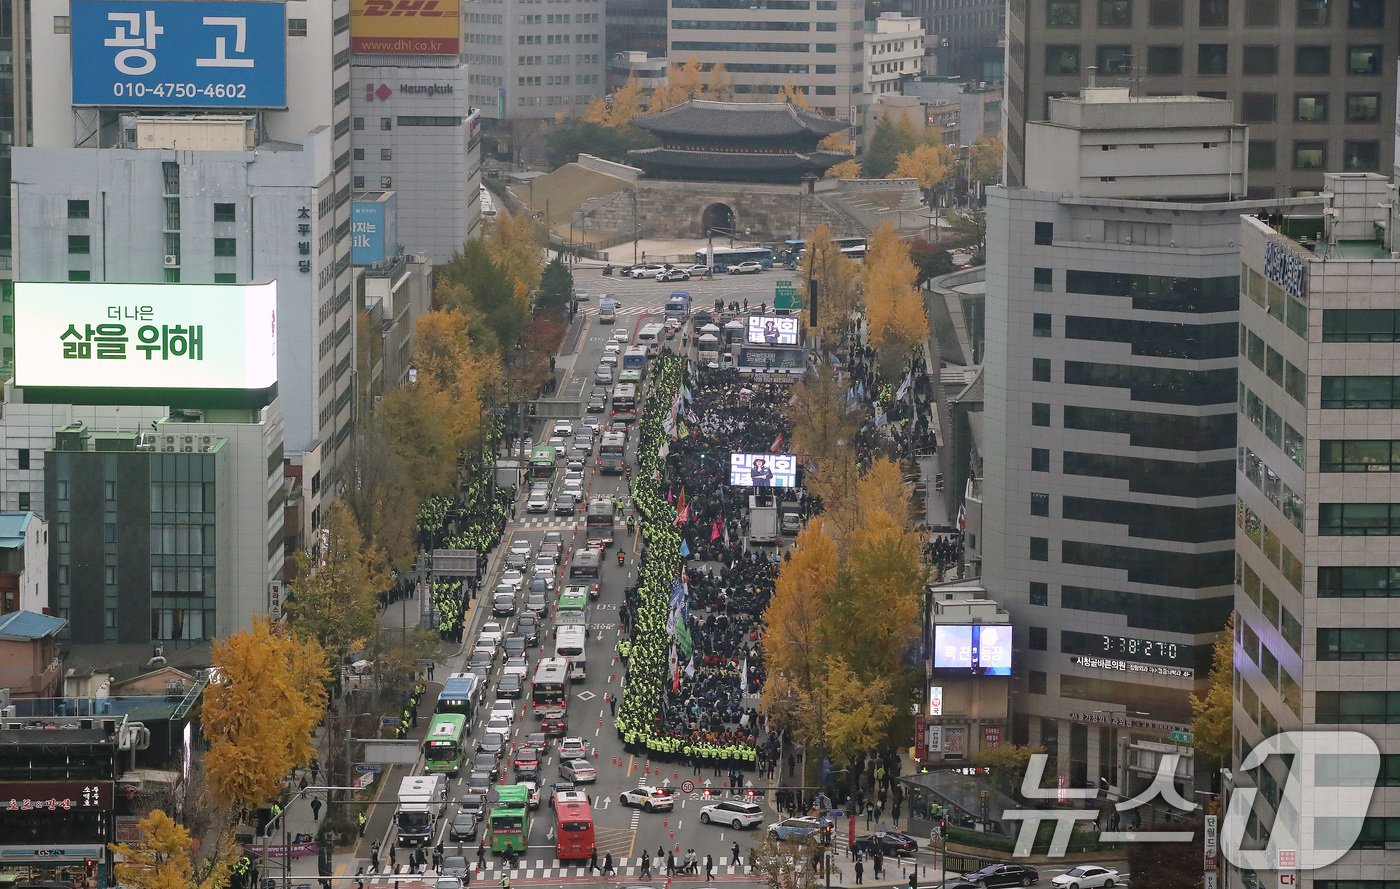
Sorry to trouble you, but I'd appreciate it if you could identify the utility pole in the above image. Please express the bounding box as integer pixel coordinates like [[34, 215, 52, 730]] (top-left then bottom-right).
[[631, 189, 639, 264]]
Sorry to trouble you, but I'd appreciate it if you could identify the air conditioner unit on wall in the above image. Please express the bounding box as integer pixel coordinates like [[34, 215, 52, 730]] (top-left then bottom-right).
[[164, 254, 179, 267]]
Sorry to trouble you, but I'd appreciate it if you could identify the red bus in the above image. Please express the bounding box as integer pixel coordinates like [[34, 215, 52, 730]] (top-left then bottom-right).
[[553, 798, 596, 862]]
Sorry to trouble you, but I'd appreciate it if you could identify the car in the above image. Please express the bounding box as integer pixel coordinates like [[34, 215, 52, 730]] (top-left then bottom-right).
[[503, 655, 530, 679], [520, 780, 542, 809], [516, 615, 541, 646], [468, 650, 494, 676], [540, 708, 568, 736], [479, 622, 505, 647], [599, 353, 619, 368], [963, 864, 1040, 888], [503, 635, 528, 659], [728, 261, 764, 275], [513, 746, 540, 771], [573, 289, 590, 302], [581, 417, 602, 436], [471, 644, 497, 667], [552, 420, 574, 437], [543, 530, 565, 547], [477, 733, 507, 757], [520, 731, 549, 754], [499, 570, 525, 591], [558, 737, 588, 759], [457, 792, 488, 823], [471, 751, 500, 779], [485, 715, 513, 738], [851, 831, 919, 856], [465, 771, 492, 795], [538, 542, 563, 563], [568, 446, 591, 465], [683, 264, 711, 276], [560, 759, 597, 783], [489, 697, 515, 719], [525, 592, 549, 619], [526, 488, 551, 513], [504, 550, 529, 569], [553, 493, 577, 516], [595, 366, 614, 385], [767, 817, 826, 842], [436, 879, 464, 889], [441, 856, 471, 880], [1050, 866, 1119, 889], [563, 467, 586, 486], [449, 811, 479, 842], [620, 786, 674, 811], [603, 341, 622, 356], [509, 538, 533, 557], [657, 268, 690, 282], [528, 577, 555, 599], [629, 264, 666, 278], [496, 673, 524, 698], [699, 800, 764, 829], [492, 592, 516, 617]]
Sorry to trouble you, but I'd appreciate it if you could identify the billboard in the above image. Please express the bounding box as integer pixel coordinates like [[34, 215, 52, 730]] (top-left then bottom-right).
[[933, 624, 1012, 675], [746, 314, 800, 346], [14, 282, 277, 393], [729, 452, 798, 488], [70, 0, 287, 108], [351, 201, 388, 265], [350, 0, 460, 55]]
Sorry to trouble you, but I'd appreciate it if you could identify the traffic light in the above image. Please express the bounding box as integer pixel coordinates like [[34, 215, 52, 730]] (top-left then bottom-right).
[[85, 859, 96, 879]]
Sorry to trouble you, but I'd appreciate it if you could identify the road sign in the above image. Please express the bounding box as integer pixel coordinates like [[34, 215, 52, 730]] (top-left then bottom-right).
[[1170, 731, 1194, 744], [380, 716, 401, 727], [681, 780, 695, 794], [355, 764, 381, 774], [415, 659, 435, 668], [774, 280, 801, 311], [431, 548, 479, 579]]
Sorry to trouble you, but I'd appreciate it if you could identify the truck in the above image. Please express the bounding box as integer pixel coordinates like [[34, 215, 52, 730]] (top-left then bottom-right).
[[396, 774, 447, 847], [747, 494, 779, 545], [598, 296, 618, 325], [495, 460, 523, 500], [779, 504, 802, 535], [665, 290, 691, 321]]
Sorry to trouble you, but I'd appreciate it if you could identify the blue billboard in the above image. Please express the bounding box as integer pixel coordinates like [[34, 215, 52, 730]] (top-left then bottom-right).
[[351, 201, 388, 266], [71, 0, 287, 108]]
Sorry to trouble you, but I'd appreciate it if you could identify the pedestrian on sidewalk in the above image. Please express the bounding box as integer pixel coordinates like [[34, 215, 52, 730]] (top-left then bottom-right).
[[866, 805, 875, 829], [311, 757, 321, 784], [299, 775, 309, 793], [705, 853, 714, 881], [389, 845, 398, 871], [788, 753, 796, 777], [370, 842, 380, 873], [310, 797, 323, 822], [873, 851, 884, 880], [854, 856, 864, 885]]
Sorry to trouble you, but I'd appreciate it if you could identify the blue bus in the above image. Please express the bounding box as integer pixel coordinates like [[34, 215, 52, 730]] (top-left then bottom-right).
[[436, 674, 483, 720], [622, 346, 648, 371], [694, 246, 774, 271]]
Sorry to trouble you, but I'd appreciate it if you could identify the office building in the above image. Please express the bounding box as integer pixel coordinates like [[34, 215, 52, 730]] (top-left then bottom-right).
[[1004, 0, 1396, 193], [864, 13, 925, 100], [981, 90, 1312, 797], [464, 0, 606, 123], [898, 0, 1002, 81], [605, 0, 665, 61], [666, 0, 863, 120], [17, 0, 354, 538], [1231, 172, 1400, 887]]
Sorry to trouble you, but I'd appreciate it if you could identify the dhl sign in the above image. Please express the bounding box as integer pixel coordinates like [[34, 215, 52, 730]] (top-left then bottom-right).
[[350, 0, 460, 55]]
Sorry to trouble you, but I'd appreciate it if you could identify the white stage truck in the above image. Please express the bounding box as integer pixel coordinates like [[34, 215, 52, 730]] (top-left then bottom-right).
[[395, 774, 447, 846], [748, 494, 779, 545]]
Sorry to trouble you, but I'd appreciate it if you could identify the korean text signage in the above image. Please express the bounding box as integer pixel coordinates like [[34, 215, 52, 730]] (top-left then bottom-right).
[[70, 0, 287, 108], [1071, 655, 1194, 680], [1264, 240, 1307, 300], [350, 0, 460, 55], [1, 782, 114, 812], [351, 201, 388, 265], [14, 282, 278, 393]]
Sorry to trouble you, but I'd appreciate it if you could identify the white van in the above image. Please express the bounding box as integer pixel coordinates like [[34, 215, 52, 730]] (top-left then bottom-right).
[[554, 626, 588, 681], [636, 323, 665, 356]]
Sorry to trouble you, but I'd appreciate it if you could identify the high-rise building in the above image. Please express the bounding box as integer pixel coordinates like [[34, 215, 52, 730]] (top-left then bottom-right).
[[1232, 172, 1400, 888], [1004, 0, 1396, 194], [665, 0, 864, 119], [605, 0, 665, 61], [981, 89, 1311, 796], [464, 0, 606, 123], [899, 0, 1002, 81]]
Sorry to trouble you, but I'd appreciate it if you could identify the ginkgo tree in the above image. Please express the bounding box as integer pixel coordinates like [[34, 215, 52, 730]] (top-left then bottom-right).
[[798, 224, 861, 339], [286, 499, 390, 662], [109, 810, 240, 889], [203, 616, 329, 810], [1191, 612, 1234, 771], [863, 222, 930, 379]]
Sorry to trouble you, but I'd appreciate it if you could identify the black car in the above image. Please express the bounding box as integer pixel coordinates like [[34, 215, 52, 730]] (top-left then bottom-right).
[[852, 832, 919, 856], [587, 393, 607, 413], [457, 792, 488, 823], [497, 673, 524, 698], [468, 650, 494, 676], [516, 615, 540, 646], [963, 864, 1040, 888], [465, 771, 492, 796], [540, 708, 568, 736], [503, 635, 527, 659], [449, 811, 478, 842], [471, 752, 500, 780]]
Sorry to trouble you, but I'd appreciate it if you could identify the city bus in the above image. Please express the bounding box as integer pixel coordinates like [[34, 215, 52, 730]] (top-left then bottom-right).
[[635, 323, 665, 357], [585, 497, 616, 546], [694, 245, 774, 271], [488, 784, 529, 853], [622, 345, 648, 371], [436, 674, 483, 720], [597, 431, 627, 473], [557, 584, 588, 613], [554, 626, 588, 681], [423, 713, 468, 776], [553, 797, 597, 862], [568, 548, 602, 583], [610, 383, 638, 422], [531, 657, 571, 710], [528, 445, 557, 481]]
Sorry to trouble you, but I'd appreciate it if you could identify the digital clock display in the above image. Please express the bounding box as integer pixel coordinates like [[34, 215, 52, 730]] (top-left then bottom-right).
[[1061, 631, 1192, 668]]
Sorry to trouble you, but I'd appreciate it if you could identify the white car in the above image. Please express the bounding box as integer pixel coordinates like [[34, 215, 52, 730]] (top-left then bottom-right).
[[478, 622, 505, 647], [499, 570, 525, 591], [612, 330, 630, 344], [561, 480, 584, 501], [699, 800, 765, 829], [628, 264, 666, 278], [509, 539, 532, 557], [560, 759, 597, 783], [558, 737, 588, 759], [603, 341, 622, 355], [489, 699, 515, 720], [620, 786, 674, 811], [484, 715, 513, 738], [1050, 866, 1120, 889], [727, 261, 764, 274], [526, 489, 551, 514], [535, 564, 558, 585], [503, 656, 530, 678], [683, 264, 711, 276], [599, 353, 619, 368], [563, 467, 585, 484], [552, 420, 574, 437]]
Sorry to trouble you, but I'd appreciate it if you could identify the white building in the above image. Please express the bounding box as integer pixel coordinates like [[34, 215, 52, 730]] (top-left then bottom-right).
[[666, 0, 862, 120], [465, 0, 606, 121], [863, 13, 923, 100], [1231, 172, 1400, 888], [0, 512, 47, 616], [980, 89, 1312, 796]]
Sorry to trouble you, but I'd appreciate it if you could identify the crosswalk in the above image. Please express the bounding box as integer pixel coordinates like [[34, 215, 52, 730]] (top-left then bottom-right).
[[359, 857, 757, 886], [513, 517, 583, 529], [579, 305, 653, 316]]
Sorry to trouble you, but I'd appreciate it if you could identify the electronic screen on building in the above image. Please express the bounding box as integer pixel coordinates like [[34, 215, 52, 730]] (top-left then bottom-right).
[[746, 315, 799, 346], [729, 453, 798, 488], [14, 282, 278, 392], [933, 624, 1012, 675], [70, 0, 288, 108], [350, 0, 460, 55]]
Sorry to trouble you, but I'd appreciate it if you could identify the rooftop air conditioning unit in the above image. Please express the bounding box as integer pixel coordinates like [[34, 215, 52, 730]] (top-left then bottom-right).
[[164, 254, 179, 267]]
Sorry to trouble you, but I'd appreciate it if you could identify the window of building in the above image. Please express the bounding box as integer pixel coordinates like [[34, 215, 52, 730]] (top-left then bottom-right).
[[380, 148, 393, 161], [164, 268, 180, 283], [1199, 0, 1228, 26], [1243, 0, 1277, 25], [1347, 93, 1381, 121], [1046, 0, 1080, 24], [68, 270, 90, 282], [1318, 503, 1400, 536], [1319, 566, 1400, 598], [1097, 45, 1133, 74], [353, 176, 365, 189], [1029, 626, 1048, 650], [380, 117, 392, 131], [1045, 45, 1080, 75], [1297, 0, 1329, 24], [1146, 0, 1182, 24], [1030, 582, 1049, 606], [1096, 0, 1130, 24], [287, 17, 308, 36], [1032, 448, 1050, 472], [1348, 0, 1383, 27], [214, 273, 236, 284], [1318, 628, 1400, 660], [1031, 493, 1050, 517], [1344, 141, 1381, 172], [1147, 46, 1182, 75], [353, 148, 364, 161], [1321, 375, 1400, 408], [1295, 93, 1328, 122], [1316, 693, 1400, 724], [1198, 44, 1228, 74], [1033, 358, 1051, 382], [1294, 140, 1326, 170], [1242, 93, 1277, 122], [1033, 313, 1052, 337], [213, 237, 237, 257], [1033, 267, 1053, 291], [1032, 403, 1051, 426], [53, 14, 70, 32], [1030, 537, 1049, 561], [1029, 671, 1048, 694], [1242, 45, 1277, 74], [380, 176, 393, 189], [16, 492, 28, 510], [67, 199, 89, 219], [1034, 222, 1053, 245], [1348, 45, 1382, 75], [1249, 140, 1277, 170], [353, 117, 364, 130], [68, 235, 90, 254], [17, 449, 29, 470], [1296, 45, 1331, 74], [213, 202, 236, 222]]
